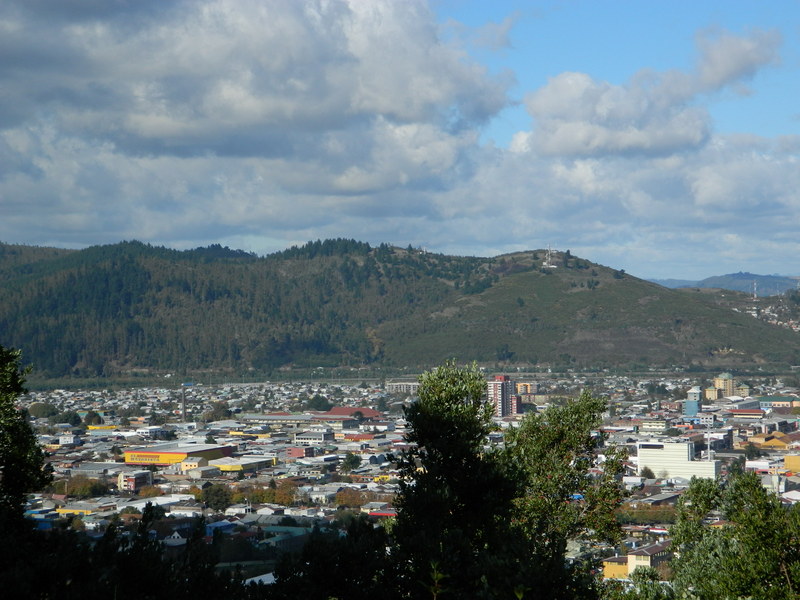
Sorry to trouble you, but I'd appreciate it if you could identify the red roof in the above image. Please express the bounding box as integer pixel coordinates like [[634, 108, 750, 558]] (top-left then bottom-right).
[[345, 433, 376, 440], [326, 406, 382, 419]]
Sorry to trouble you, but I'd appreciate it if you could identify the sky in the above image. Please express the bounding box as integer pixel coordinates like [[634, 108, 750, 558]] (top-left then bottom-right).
[[1, 0, 799, 280]]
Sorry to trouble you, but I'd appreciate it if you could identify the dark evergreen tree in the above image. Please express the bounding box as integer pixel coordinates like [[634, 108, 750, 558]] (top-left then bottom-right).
[[0, 345, 51, 527], [392, 361, 523, 599]]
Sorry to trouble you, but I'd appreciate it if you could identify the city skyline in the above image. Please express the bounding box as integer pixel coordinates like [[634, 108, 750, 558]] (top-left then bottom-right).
[[1, 1, 799, 280]]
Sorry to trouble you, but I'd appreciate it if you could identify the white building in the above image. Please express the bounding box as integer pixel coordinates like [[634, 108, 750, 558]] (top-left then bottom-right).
[[637, 440, 720, 479]]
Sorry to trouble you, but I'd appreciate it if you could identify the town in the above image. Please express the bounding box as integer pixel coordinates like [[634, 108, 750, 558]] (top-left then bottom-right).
[[15, 369, 800, 586]]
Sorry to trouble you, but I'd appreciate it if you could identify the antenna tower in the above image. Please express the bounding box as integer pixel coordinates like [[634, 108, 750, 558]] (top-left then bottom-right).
[[543, 245, 556, 269]]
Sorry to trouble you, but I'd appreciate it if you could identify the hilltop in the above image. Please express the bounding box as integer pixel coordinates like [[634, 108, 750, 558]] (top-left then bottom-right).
[[1, 239, 799, 379]]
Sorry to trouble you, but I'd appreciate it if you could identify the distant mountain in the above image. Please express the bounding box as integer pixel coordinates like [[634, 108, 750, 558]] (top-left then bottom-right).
[[692, 273, 799, 296], [651, 272, 799, 296], [649, 278, 699, 289], [2, 240, 800, 379]]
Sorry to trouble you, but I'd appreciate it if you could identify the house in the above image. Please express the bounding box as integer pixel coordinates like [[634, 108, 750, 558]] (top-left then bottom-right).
[[205, 519, 236, 536], [602, 555, 628, 579], [627, 540, 672, 577], [361, 501, 390, 514]]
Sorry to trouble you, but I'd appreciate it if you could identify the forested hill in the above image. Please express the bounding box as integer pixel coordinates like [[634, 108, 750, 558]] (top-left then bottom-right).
[[1, 239, 799, 379]]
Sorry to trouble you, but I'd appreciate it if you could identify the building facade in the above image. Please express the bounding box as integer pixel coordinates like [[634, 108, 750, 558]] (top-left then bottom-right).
[[487, 375, 513, 417], [637, 441, 720, 479]]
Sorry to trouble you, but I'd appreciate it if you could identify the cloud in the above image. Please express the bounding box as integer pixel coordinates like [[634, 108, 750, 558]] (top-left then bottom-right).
[[516, 29, 780, 158], [0, 1, 798, 280], [0, 0, 507, 156], [695, 28, 781, 92], [473, 14, 517, 50]]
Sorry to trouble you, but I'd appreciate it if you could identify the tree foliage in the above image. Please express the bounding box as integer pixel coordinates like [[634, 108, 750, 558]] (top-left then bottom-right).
[[340, 451, 362, 473], [269, 515, 396, 600], [390, 362, 625, 599], [505, 389, 627, 596], [0, 345, 50, 525], [0, 505, 240, 600], [671, 472, 800, 599], [203, 483, 233, 512], [393, 361, 522, 598]]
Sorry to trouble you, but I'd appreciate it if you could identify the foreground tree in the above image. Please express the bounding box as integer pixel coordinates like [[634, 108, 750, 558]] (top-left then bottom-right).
[[505, 389, 627, 598], [0, 345, 51, 525], [268, 515, 396, 600], [391, 363, 625, 598], [392, 361, 523, 599], [671, 472, 800, 599]]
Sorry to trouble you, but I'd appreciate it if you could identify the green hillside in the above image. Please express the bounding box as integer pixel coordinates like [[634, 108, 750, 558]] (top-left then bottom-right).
[[1, 240, 799, 379]]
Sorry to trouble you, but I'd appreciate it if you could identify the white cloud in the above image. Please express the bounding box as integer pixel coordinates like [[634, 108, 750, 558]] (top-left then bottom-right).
[[517, 29, 780, 158], [695, 28, 781, 92], [0, 1, 798, 280]]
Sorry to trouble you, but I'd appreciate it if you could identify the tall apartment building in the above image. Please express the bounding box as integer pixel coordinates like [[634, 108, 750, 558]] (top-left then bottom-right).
[[487, 375, 516, 417], [713, 373, 736, 397]]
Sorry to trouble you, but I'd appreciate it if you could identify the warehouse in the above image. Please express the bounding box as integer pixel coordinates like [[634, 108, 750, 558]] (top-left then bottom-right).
[[124, 442, 233, 466]]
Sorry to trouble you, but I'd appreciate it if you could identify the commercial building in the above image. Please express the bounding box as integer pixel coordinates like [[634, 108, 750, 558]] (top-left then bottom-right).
[[117, 470, 153, 493], [636, 441, 720, 479], [124, 442, 233, 466]]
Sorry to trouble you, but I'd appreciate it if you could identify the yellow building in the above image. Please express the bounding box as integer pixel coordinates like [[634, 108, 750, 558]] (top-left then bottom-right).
[[208, 456, 276, 472], [786, 455, 800, 473], [602, 556, 628, 579], [56, 499, 116, 517], [124, 443, 233, 466], [516, 382, 537, 394], [713, 373, 736, 397], [55, 503, 96, 517]]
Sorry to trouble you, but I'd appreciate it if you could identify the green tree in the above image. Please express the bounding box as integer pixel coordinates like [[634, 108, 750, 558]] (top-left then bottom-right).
[[307, 393, 332, 411], [83, 410, 103, 425], [203, 483, 233, 512], [202, 401, 231, 422], [393, 361, 523, 599], [269, 515, 397, 600], [28, 402, 58, 419], [0, 345, 51, 525], [505, 389, 627, 596], [50, 410, 82, 427], [340, 451, 362, 473], [744, 442, 763, 460], [671, 472, 800, 599], [640, 466, 656, 479], [58, 474, 109, 498]]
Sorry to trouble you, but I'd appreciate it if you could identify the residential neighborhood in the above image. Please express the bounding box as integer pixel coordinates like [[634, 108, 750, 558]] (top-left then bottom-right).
[[13, 370, 800, 587]]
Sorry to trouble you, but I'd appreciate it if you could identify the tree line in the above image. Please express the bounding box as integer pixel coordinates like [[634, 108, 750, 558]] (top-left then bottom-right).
[[0, 241, 507, 377]]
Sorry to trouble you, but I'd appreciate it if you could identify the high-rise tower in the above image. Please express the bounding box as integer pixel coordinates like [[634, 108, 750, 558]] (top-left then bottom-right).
[[487, 375, 513, 417]]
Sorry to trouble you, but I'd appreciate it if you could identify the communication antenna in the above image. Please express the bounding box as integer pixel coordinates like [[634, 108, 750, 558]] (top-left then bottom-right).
[[543, 245, 556, 269]]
